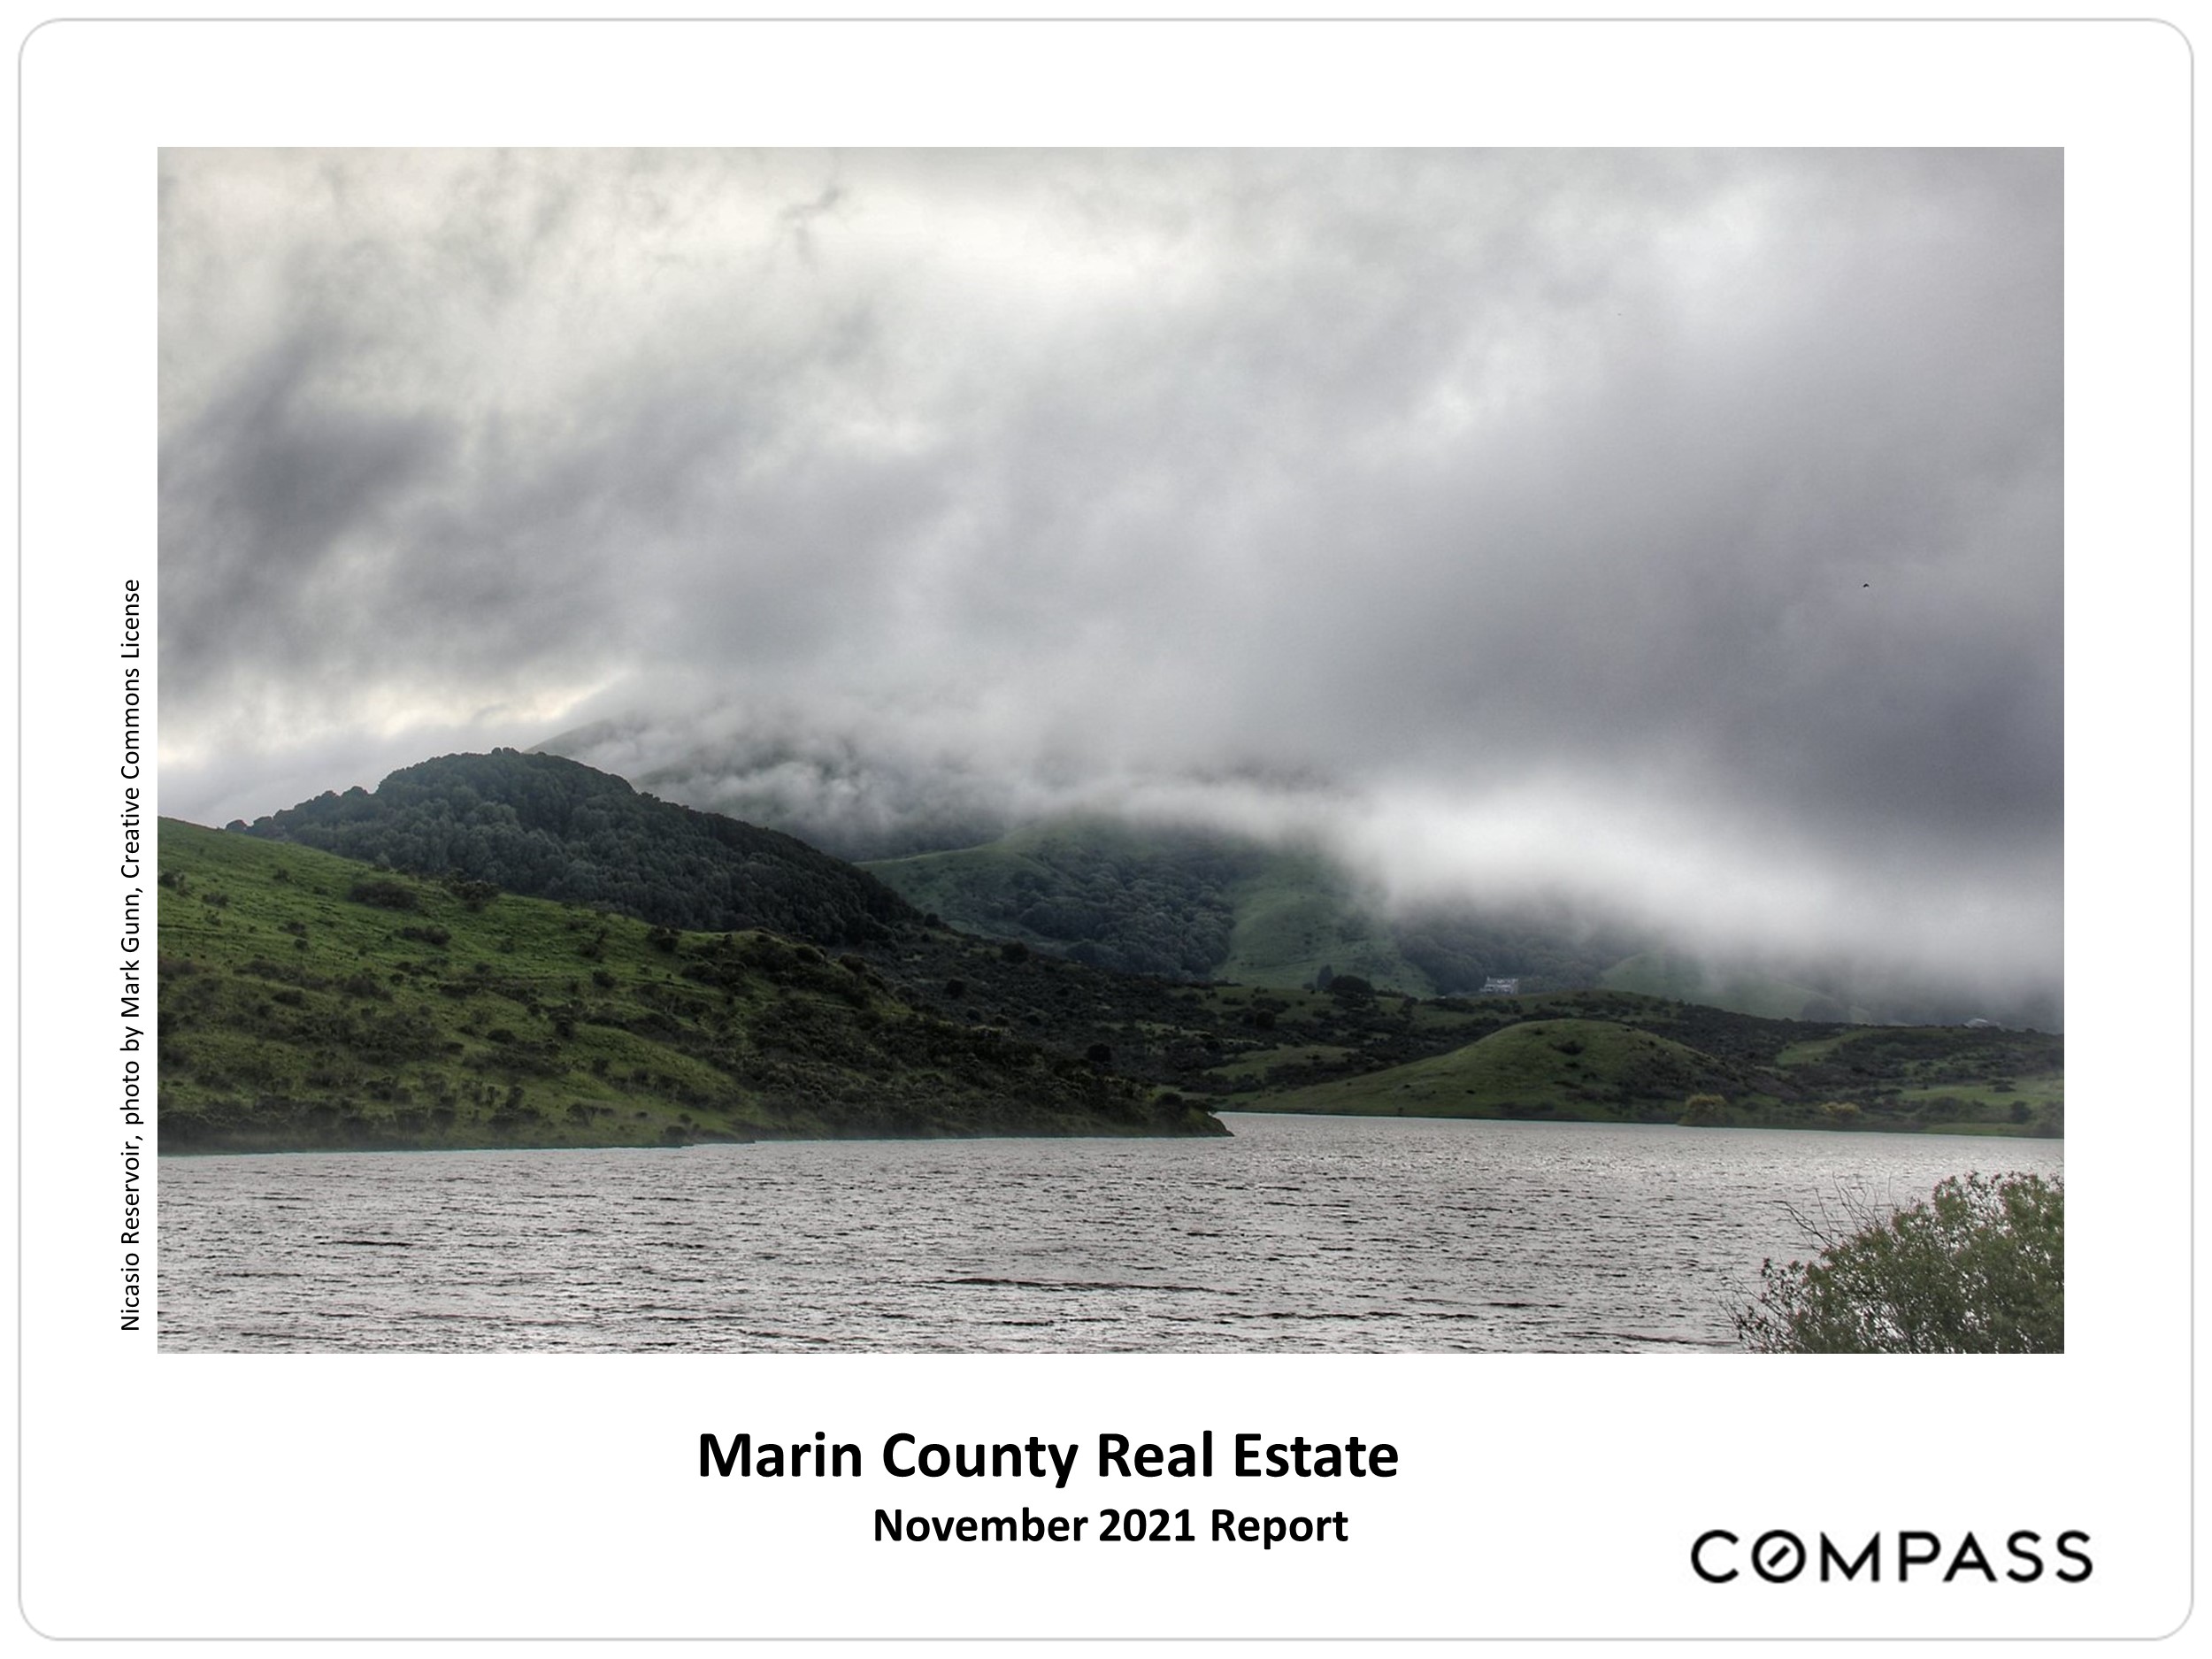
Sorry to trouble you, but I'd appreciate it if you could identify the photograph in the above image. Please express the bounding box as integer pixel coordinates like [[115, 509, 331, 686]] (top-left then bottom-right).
[[19, 12, 2196, 1646], [154, 146, 2064, 1357]]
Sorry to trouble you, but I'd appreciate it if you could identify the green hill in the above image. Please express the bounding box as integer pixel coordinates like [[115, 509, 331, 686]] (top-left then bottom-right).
[[863, 818, 2061, 1032], [1260, 1017, 1765, 1122], [241, 748, 920, 946], [1599, 952, 1873, 1024], [156, 819, 1225, 1151], [865, 818, 1625, 995], [863, 818, 1256, 979], [1212, 847, 1444, 994], [1241, 1000, 2062, 1135]]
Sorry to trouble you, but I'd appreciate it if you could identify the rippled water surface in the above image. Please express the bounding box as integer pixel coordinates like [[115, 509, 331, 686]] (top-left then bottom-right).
[[157, 1114, 2061, 1353]]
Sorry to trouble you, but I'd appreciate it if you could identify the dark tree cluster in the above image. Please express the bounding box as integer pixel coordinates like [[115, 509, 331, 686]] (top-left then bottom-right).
[[243, 749, 922, 946], [1392, 906, 1632, 995], [939, 835, 1249, 979]]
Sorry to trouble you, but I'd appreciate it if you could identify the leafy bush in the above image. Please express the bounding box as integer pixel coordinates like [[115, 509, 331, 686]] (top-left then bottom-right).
[[347, 877, 420, 911], [1679, 1092, 1729, 1125], [1737, 1171, 2062, 1353], [442, 875, 501, 911]]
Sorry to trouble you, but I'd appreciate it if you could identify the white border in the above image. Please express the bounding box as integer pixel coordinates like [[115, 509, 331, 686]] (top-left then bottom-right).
[[14, 11, 2193, 1645]]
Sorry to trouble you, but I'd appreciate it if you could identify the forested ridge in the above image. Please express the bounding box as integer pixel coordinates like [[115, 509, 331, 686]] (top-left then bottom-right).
[[194, 749, 2062, 1143], [865, 820, 1631, 995], [242, 749, 919, 946]]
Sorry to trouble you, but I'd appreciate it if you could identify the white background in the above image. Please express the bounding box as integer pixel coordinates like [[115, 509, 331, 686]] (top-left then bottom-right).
[[12, 7, 2194, 1647]]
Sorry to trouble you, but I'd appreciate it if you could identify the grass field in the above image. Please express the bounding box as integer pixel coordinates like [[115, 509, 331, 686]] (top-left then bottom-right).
[[1227, 1002, 2063, 1135], [1254, 1018, 1762, 1123], [1599, 952, 1872, 1024], [157, 820, 1223, 1150], [1213, 850, 1440, 995]]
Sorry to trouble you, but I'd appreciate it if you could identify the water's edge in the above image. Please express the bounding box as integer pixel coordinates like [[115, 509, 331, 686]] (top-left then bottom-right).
[[157, 1114, 2061, 1355]]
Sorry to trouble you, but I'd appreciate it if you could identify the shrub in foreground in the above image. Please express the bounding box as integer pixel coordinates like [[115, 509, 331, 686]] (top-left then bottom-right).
[[1736, 1171, 2062, 1353]]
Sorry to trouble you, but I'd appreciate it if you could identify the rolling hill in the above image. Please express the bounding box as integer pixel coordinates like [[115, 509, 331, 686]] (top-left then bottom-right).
[[239, 748, 920, 945], [1246, 1000, 2062, 1134], [865, 817, 2058, 1032], [156, 818, 1225, 1150], [864, 818, 1628, 996]]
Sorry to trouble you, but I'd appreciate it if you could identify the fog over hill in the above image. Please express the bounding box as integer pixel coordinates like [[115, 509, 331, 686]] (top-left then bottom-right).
[[160, 149, 2061, 1021]]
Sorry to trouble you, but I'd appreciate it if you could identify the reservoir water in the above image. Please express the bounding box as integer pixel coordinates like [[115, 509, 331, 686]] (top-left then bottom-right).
[[156, 1112, 2061, 1354]]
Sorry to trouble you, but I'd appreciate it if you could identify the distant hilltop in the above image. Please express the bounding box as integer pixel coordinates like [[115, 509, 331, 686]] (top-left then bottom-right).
[[238, 748, 921, 947]]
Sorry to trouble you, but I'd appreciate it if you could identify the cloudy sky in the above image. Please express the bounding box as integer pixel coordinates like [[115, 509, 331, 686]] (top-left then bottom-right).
[[159, 149, 2061, 1004]]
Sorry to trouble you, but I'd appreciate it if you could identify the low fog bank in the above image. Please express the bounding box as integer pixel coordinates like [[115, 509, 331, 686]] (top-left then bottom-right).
[[157, 695, 2060, 1027], [539, 703, 2062, 1029]]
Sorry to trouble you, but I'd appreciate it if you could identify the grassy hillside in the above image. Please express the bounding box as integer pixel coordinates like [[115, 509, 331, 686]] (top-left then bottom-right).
[[1211, 849, 1441, 995], [1246, 999, 2062, 1135], [863, 818, 1254, 979], [1599, 952, 1872, 1024], [865, 818, 2061, 1032], [1262, 1018, 1752, 1120], [156, 820, 1225, 1151], [866, 818, 1624, 996], [848, 937, 2062, 1139]]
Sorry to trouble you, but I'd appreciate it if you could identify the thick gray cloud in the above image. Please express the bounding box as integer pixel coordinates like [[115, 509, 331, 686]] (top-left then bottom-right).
[[159, 148, 2061, 1006]]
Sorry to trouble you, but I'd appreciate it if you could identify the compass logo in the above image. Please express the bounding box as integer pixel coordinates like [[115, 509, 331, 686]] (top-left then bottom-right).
[[1691, 1529, 2093, 1586]]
